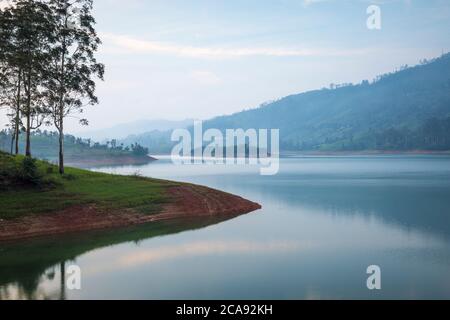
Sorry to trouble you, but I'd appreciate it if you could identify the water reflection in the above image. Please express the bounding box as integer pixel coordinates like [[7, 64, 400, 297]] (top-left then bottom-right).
[[81, 156, 450, 299], [118, 240, 304, 268], [2, 156, 450, 299], [248, 180, 450, 241], [0, 216, 244, 300], [119, 156, 450, 241]]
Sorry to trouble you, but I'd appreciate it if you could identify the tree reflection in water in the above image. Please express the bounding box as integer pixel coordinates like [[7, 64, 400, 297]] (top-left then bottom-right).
[[0, 216, 239, 300]]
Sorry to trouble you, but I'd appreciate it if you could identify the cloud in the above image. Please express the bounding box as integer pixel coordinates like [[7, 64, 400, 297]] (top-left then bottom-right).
[[101, 33, 370, 59]]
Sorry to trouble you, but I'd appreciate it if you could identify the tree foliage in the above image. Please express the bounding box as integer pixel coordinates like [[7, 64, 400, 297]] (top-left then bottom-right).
[[0, 0, 104, 173]]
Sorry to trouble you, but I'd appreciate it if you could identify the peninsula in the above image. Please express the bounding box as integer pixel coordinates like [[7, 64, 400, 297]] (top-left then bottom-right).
[[0, 151, 261, 242]]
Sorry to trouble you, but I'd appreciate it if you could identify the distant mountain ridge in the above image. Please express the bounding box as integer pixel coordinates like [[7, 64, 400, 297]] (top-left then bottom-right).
[[74, 119, 193, 141], [122, 53, 450, 153], [200, 53, 450, 151]]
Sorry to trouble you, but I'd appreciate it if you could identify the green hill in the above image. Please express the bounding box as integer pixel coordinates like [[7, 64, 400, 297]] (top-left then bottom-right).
[[202, 53, 450, 151], [123, 53, 450, 153]]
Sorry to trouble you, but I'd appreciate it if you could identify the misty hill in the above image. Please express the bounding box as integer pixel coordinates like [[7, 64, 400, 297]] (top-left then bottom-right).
[[119, 53, 450, 153], [120, 130, 173, 154], [75, 119, 193, 141], [202, 53, 450, 151]]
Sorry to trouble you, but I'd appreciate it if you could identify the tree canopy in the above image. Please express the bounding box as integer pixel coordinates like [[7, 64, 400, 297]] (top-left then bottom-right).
[[0, 0, 104, 172]]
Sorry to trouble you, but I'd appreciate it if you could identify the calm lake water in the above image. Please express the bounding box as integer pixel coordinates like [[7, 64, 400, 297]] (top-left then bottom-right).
[[1, 155, 450, 300]]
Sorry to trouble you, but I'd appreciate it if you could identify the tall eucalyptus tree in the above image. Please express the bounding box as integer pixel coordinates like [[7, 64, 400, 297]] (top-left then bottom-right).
[[7, 0, 55, 156], [0, 3, 23, 154], [46, 0, 104, 173]]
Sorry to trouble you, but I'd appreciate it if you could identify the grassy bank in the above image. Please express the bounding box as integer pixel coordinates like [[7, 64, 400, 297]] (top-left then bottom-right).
[[0, 151, 171, 220]]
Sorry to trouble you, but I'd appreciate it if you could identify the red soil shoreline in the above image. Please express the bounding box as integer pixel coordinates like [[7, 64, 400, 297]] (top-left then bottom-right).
[[0, 184, 261, 242]]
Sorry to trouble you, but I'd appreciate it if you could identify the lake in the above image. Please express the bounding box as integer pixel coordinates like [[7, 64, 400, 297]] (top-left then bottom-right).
[[1, 155, 450, 299]]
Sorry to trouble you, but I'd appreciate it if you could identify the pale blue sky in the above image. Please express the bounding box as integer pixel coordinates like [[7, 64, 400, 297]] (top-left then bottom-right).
[[1, 0, 450, 133]]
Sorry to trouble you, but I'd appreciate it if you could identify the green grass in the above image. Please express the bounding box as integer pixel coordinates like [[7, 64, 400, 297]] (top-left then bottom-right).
[[0, 151, 175, 219]]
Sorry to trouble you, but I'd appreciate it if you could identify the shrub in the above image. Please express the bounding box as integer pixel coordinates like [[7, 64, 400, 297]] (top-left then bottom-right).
[[17, 157, 42, 185], [62, 173, 76, 181], [0, 153, 57, 188]]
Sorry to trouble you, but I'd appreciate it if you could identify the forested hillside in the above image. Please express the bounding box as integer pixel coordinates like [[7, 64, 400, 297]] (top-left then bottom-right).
[[201, 53, 450, 151]]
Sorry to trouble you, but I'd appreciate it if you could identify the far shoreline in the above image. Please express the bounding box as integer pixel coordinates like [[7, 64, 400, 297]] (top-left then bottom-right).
[[282, 150, 450, 157], [149, 150, 450, 159], [64, 154, 158, 168]]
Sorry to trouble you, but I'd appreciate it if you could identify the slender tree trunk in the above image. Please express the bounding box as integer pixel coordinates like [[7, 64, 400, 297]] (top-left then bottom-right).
[[25, 70, 32, 157], [15, 116, 20, 155], [15, 69, 22, 155], [58, 36, 66, 174], [25, 113, 31, 156], [10, 131, 15, 155], [60, 261, 66, 301], [58, 121, 64, 174]]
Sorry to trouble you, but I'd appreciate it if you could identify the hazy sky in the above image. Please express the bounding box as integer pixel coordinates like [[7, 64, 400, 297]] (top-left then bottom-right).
[[1, 0, 450, 133]]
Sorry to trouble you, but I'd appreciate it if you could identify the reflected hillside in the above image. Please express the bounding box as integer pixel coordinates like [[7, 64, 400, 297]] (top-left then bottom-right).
[[249, 173, 450, 241], [0, 215, 241, 300]]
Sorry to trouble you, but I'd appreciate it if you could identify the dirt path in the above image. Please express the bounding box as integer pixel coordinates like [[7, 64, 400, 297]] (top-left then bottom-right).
[[0, 184, 261, 242]]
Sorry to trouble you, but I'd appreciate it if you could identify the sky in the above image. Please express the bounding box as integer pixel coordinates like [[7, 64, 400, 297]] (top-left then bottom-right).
[[1, 0, 450, 134]]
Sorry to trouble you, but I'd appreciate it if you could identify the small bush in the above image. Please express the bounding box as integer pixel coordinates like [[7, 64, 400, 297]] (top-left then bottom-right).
[[62, 173, 76, 181], [0, 153, 57, 189], [17, 157, 42, 185]]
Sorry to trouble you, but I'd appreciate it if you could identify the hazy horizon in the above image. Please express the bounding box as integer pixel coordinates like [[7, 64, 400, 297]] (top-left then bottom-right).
[[1, 0, 450, 134]]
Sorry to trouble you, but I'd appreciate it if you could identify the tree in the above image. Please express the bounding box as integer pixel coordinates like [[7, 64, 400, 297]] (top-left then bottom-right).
[[4, 1, 55, 157], [45, 0, 104, 174], [131, 143, 149, 156], [0, 4, 23, 155]]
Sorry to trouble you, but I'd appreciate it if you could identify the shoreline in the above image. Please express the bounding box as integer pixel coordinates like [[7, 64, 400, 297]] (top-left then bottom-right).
[[282, 150, 450, 156], [151, 150, 450, 159], [65, 154, 158, 168], [0, 183, 261, 243]]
